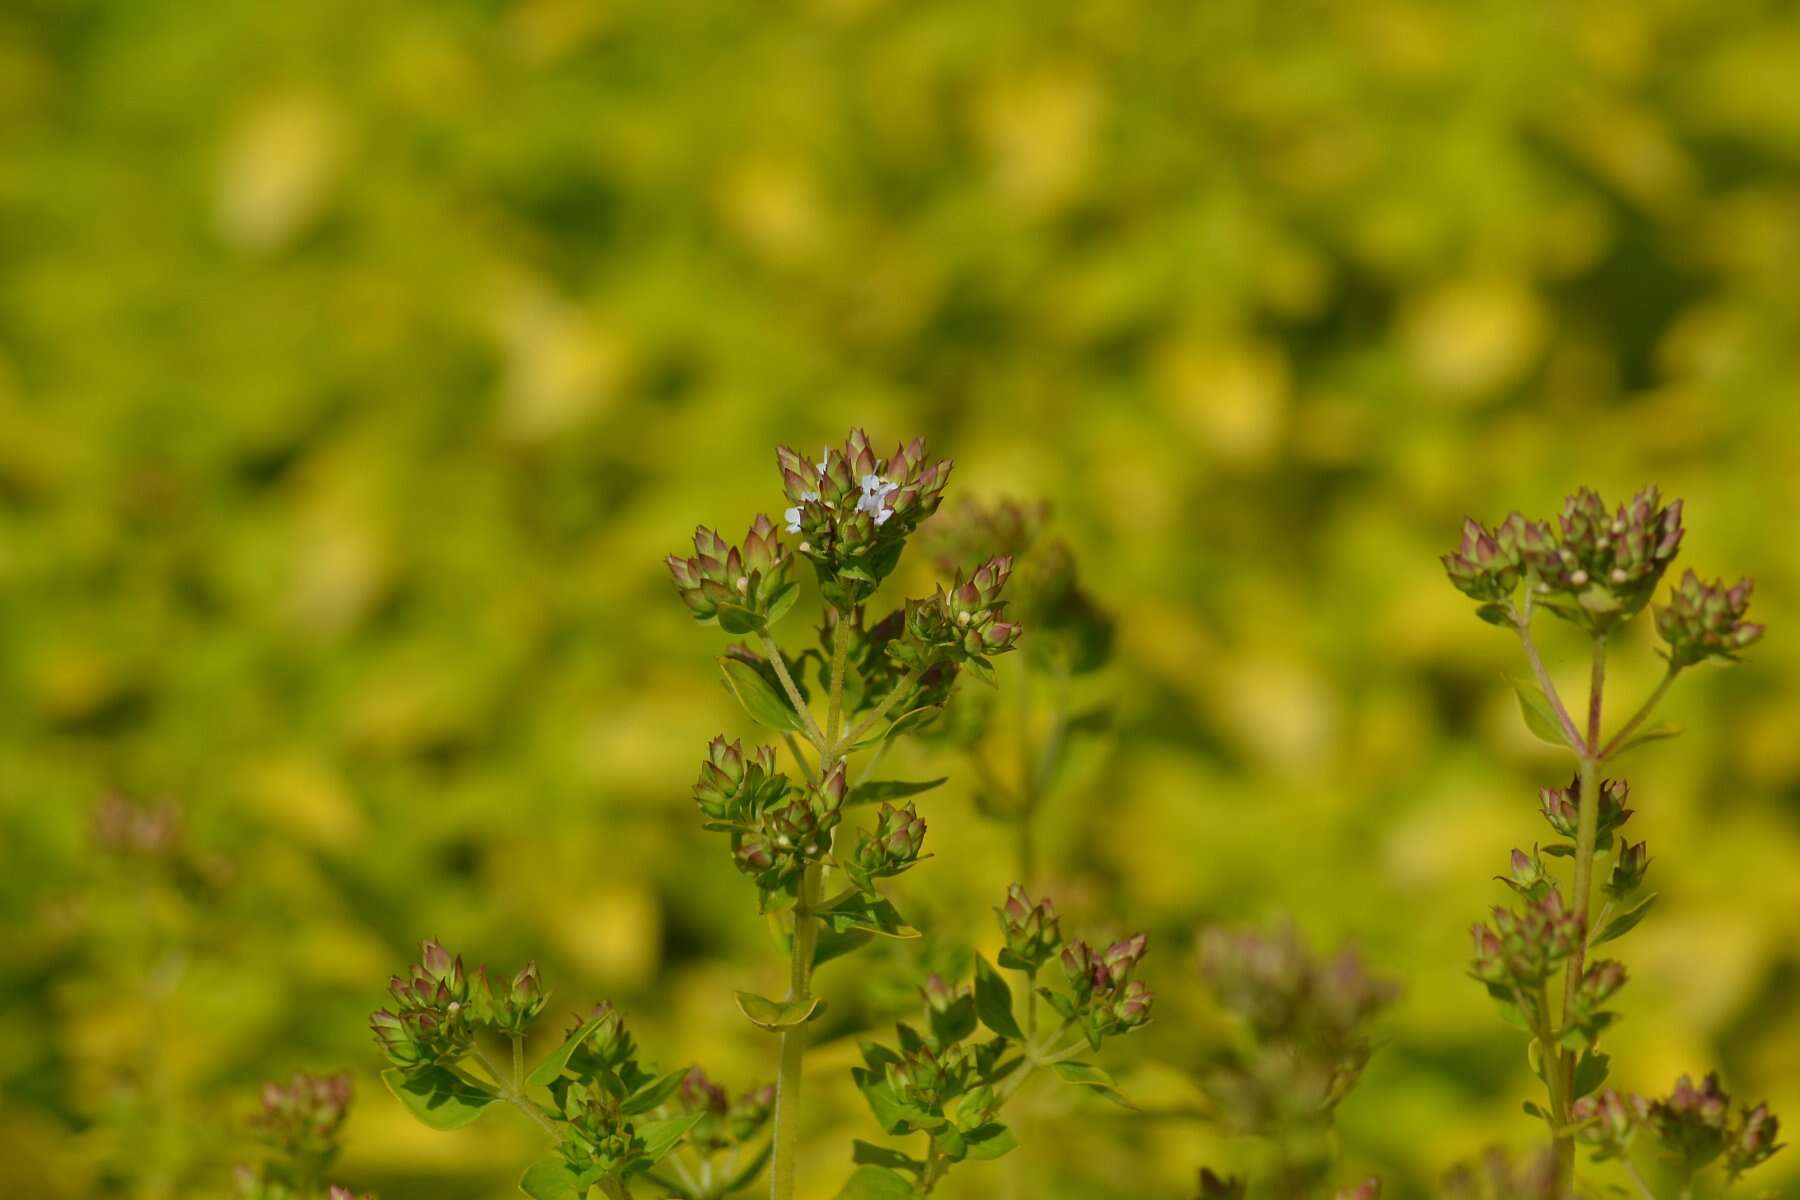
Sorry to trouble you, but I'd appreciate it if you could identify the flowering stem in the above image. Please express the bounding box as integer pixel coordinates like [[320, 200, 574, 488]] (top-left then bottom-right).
[[770, 862, 822, 1200], [1531, 985, 1572, 1177], [826, 608, 850, 745], [759, 631, 826, 748], [840, 665, 925, 752], [1599, 663, 1682, 760], [511, 1032, 524, 1092], [782, 733, 820, 786]]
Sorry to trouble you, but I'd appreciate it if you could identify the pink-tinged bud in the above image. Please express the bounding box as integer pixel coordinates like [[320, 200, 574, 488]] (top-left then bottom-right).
[[1114, 978, 1153, 1025], [511, 961, 542, 1006], [921, 973, 954, 1013], [680, 1066, 728, 1114], [1103, 933, 1148, 977], [820, 761, 847, 808], [1332, 1179, 1381, 1200], [421, 939, 453, 980]]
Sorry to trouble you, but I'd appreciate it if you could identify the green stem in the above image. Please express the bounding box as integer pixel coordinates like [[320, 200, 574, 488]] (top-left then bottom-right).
[[511, 1033, 524, 1092], [601, 1177, 634, 1200], [840, 665, 925, 751], [471, 1045, 561, 1141], [826, 607, 849, 745], [1531, 986, 1572, 1182], [759, 631, 826, 748], [782, 732, 820, 786], [770, 862, 823, 1200], [1599, 663, 1682, 759], [1622, 1158, 1661, 1200]]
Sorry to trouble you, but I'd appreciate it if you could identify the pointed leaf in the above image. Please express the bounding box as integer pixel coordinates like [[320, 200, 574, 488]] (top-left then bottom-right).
[[851, 1141, 925, 1176], [824, 895, 919, 940], [973, 956, 1023, 1040], [519, 1157, 596, 1200], [717, 604, 762, 635], [845, 778, 948, 807], [636, 1111, 706, 1163], [835, 1165, 922, 1200], [764, 582, 799, 627], [622, 1067, 689, 1115], [1051, 1061, 1134, 1108], [381, 1066, 498, 1131], [1592, 894, 1657, 946], [1506, 675, 1572, 747], [814, 926, 875, 968], [1573, 1050, 1611, 1099], [527, 1014, 605, 1088], [735, 990, 822, 1032], [960, 1122, 1019, 1161], [721, 656, 805, 732]]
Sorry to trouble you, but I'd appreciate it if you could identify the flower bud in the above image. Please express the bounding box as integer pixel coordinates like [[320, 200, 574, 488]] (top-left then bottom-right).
[[1332, 1179, 1381, 1200], [1521, 487, 1684, 630], [1729, 1102, 1782, 1177], [1606, 841, 1650, 898], [1656, 571, 1763, 667], [995, 883, 1062, 970]]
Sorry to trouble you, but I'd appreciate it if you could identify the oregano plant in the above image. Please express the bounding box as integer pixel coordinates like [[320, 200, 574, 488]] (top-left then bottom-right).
[[363, 428, 1154, 1199], [1443, 487, 1783, 1198]]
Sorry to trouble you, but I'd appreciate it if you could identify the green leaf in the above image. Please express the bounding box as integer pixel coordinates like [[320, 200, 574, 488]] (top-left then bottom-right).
[[962, 656, 997, 687], [380, 1066, 498, 1131], [845, 778, 948, 807], [814, 926, 875, 968], [519, 1157, 596, 1200], [835, 1165, 921, 1200], [720, 656, 805, 732], [636, 1111, 706, 1163], [1476, 603, 1513, 626], [1609, 721, 1682, 759], [622, 1066, 689, 1115], [735, 990, 822, 1031], [1573, 1050, 1611, 1099], [1540, 843, 1577, 858], [1051, 1061, 1133, 1108], [1522, 1100, 1549, 1121], [717, 603, 763, 634], [1593, 894, 1657, 945], [824, 894, 920, 940], [764, 582, 799, 627], [1506, 675, 1572, 747], [960, 1122, 1019, 1161], [973, 956, 1023, 1040], [851, 1141, 925, 1176], [527, 1013, 606, 1088]]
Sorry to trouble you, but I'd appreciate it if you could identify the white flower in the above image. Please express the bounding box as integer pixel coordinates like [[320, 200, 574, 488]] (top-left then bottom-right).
[[784, 491, 821, 533], [817, 449, 830, 476], [856, 474, 899, 526]]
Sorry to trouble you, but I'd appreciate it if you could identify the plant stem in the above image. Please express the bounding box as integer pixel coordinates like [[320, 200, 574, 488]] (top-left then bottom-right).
[[471, 1045, 561, 1141], [1587, 633, 1607, 749], [601, 1177, 634, 1200], [1513, 601, 1589, 754], [1531, 986, 1572, 1183], [826, 607, 849, 745], [511, 1032, 524, 1092], [770, 863, 822, 1200], [1599, 663, 1682, 759], [1622, 1158, 1661, 1200], [782, 732, 820, 786], [759, 631, 826, 748], [840, 666, 924, 751]]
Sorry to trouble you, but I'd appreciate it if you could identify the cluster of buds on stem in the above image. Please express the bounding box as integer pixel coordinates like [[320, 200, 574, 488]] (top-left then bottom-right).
[[777, 430, 952, 608], [1568, 1074, 1784, 1184], [1538, 775, 1632, 851], [1469, 888, 1583, 993], [234, 1071, 371, 1200], [678, 1067, 775, 1154], [1656, 571, 1764, 666], [666, 517, 795, 632], [1196, 926, 1397, 1144], [1047, 933, 1154, 1050], [370, 940, 546, 1065], [692, 737, 790, 825], [995, 883, 1061, 971], [731, 761, 845, 904], [893, 556, 1023, 679], [848, 801, 927, 888]]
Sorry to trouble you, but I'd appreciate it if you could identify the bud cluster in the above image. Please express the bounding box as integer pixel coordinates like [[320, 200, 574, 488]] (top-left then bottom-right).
[[848, 800, 927, 885], [778, 430, 952, 608], [1469, 888, 1584, 993], [370, 940, 547, 1065], [678, 1067, 775, 1155], [893, 556, 1023, 673], [1443, 487, 1687, 631], [1567, 1074, 1784, 1184], [1656, 571, 1764, 666], [666, 516, 794, 631], [1538, 775, 1632, 851], [995, 883, 1062, 971], [234, 1071, 368, 1200], [1046, 932, 1155, 1050], [730, 761, 846, 901], [692, 736, 790, 825]]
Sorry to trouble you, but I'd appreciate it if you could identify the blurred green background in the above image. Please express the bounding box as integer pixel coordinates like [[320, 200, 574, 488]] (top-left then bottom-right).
[[3, 0, 1799, 1196]]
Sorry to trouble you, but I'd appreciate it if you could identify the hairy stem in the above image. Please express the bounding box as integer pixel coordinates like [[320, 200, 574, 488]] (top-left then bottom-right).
[[1599, 663, 1682, 759], [826, 608, 850, 745], [759, 631, 826, 747], [840, 665, 925, 751], [769, 859, 823, 1198], [1531, 985, 1572, 1182], [782, 732, 820, 786], [471, 1045, 561, 1141]]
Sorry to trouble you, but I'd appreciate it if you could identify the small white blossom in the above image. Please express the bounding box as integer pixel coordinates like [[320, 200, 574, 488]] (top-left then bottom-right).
[[856, 473, 899, 526], [817, 449, 830, 476], [784, 491, 822, 533]]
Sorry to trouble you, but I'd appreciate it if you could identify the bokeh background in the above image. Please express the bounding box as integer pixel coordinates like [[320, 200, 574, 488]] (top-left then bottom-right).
[[3, 0, 1799, 1196]]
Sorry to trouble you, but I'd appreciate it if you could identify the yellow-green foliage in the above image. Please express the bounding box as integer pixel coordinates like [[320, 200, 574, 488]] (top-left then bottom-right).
[[1, 0, 1797, 1196]]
